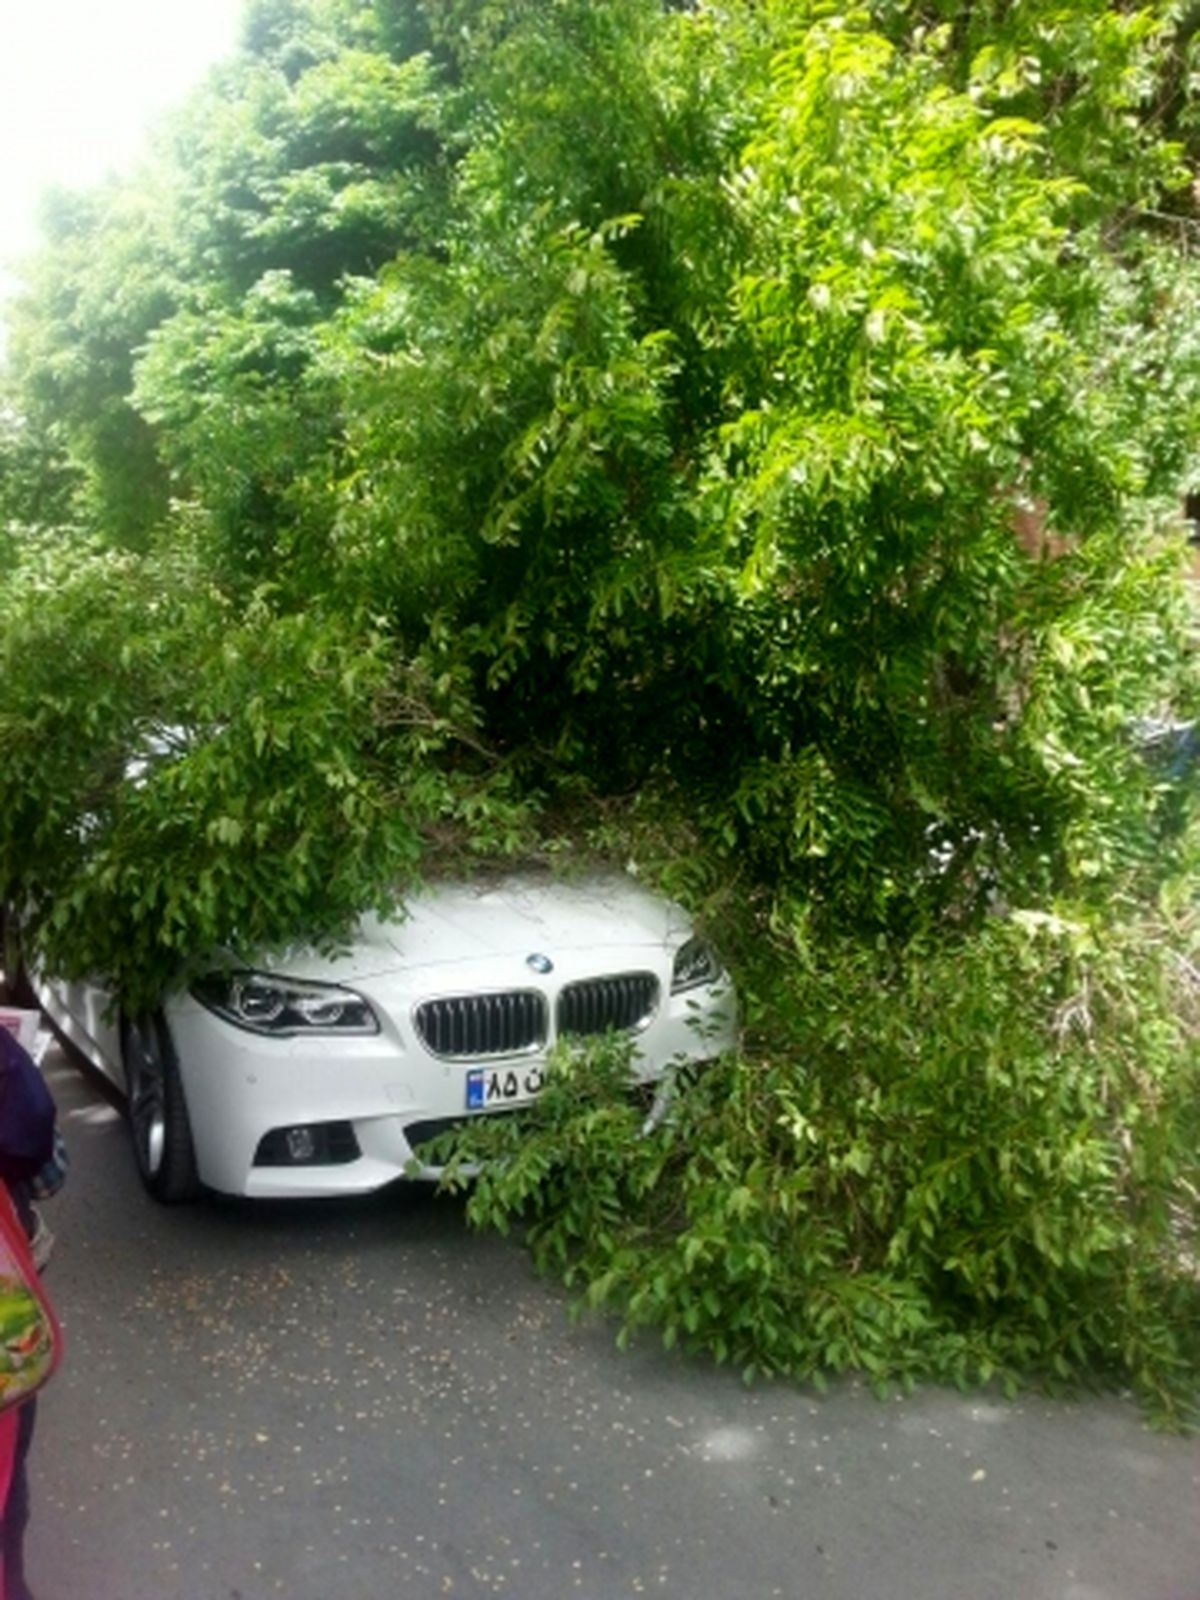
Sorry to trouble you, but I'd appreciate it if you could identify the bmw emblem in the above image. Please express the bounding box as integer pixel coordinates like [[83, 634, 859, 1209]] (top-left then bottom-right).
[[526, 952, 554, 974]]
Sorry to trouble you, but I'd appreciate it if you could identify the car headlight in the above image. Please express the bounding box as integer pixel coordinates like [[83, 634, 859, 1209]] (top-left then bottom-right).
[[192, 972, 380, 1036], [670, 936, 722, 993]]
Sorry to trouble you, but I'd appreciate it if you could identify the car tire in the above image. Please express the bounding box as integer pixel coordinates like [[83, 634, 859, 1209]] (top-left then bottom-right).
[[120, 1011, 202, 1204]]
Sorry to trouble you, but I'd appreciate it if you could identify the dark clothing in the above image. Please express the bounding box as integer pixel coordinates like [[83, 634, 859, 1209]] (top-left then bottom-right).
[[3, 1400, 35, 1600], [0, 1030, 54, 1183], [0, 1026, 56, 1600]]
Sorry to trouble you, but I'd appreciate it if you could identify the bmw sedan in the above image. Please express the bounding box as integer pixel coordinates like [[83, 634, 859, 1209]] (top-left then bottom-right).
[[36, 873, 737, 1202]]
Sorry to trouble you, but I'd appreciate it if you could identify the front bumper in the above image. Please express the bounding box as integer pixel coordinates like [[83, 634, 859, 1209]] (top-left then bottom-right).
[[166, 971, 737, 1198]]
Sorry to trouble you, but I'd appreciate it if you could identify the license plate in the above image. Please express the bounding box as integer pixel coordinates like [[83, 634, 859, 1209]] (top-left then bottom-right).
[[465, 1062, 545, 1110]]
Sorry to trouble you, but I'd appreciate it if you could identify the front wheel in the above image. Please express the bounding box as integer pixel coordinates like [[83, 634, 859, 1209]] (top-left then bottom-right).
[[121, 1012, 202, 1204]]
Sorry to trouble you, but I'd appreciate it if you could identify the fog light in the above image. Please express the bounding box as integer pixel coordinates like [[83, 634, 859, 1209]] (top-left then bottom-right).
[[285, 1126, 317, 1163], [253, 1121, 361, 1168]]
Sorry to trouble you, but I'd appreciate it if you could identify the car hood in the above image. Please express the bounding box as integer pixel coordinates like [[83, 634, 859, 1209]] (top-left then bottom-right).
[[247, 872, 691, 984]]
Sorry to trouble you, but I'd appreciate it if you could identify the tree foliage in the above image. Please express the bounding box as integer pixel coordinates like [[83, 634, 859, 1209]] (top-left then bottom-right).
[[2, 0, 1199, 1413], [436, 903, 1200, 1423]]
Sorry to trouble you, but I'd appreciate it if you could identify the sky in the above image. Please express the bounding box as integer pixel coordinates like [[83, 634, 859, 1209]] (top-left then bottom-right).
[[0, 0, 246, 295]]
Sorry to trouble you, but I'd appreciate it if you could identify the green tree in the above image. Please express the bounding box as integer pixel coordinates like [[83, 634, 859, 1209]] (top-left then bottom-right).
[[1, 0, 1198, 1415]]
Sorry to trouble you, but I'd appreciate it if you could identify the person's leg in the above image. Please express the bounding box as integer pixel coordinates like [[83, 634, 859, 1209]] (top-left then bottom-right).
[[0, 1405, 20, 1600], [1, 1401, 34, 1600]]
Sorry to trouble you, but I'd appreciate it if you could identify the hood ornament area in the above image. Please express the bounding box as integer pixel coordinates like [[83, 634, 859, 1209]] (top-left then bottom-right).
[[525, 952, 554, 975]]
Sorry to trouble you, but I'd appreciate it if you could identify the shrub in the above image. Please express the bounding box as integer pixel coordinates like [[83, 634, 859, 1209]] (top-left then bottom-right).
[[436, 896, 1200, 1425]]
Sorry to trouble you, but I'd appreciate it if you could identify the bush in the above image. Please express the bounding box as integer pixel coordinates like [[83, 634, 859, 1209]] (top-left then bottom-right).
[[437, 896, 1200, 1425]]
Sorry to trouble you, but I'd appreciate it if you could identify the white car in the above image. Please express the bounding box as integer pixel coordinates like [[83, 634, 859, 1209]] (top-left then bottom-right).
[[36, 873, 737, 1202]]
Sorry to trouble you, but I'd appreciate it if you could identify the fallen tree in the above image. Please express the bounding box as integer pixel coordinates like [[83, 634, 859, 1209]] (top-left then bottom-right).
[[1, 0, 1198, 1416]]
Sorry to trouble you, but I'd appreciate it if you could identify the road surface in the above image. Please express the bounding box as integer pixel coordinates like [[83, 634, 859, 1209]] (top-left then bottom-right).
[[22, 1038, 1200, 1600]]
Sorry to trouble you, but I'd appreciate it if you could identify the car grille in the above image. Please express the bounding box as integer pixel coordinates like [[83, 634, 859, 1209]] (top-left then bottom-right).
[[414, 991, 547, 1059], [556, 972, 660, 1037]]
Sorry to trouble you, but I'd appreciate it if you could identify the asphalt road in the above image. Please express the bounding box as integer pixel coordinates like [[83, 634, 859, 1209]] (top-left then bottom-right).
[[20, 1036, 1200, 1600]]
